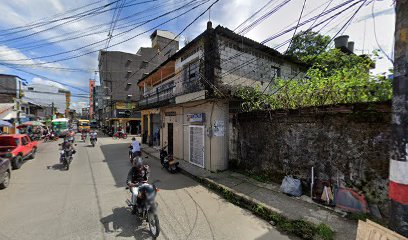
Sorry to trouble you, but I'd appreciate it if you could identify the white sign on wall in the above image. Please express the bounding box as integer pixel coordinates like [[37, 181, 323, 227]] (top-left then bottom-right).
[[213, 120, 224, 137]]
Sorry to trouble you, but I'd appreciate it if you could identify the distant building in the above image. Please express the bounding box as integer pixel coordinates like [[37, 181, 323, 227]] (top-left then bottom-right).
[[81, 107, 90, 119], [23, 83, 69, 113], [0, 74, 24, 104], [93, 85, 104, 124], [98, 29, 179, 134]]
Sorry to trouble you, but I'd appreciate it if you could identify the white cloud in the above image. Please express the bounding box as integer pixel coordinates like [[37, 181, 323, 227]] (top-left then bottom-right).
[[31, 77, 67, 90], [71, 101, 88, 112]]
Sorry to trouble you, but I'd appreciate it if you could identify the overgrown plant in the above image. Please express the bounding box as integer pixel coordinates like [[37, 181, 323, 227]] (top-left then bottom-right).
[[236, 32, 392, 111]]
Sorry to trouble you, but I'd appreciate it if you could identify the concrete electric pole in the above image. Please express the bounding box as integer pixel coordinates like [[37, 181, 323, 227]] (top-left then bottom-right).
[[389, 0, 408, 237]]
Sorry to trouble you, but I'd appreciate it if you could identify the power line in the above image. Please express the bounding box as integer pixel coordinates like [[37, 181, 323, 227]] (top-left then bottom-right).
[[0, 0, 153, 43], [1, 0, 208, 65], [0, 0, 190, 55], [285, 0, 307, 53], [371, 0, 394, 64], [119, 0, 219, 89]]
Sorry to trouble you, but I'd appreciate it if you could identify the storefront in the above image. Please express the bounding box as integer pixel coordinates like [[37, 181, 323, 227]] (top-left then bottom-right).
[[141, 109, 161, 146], [160, 100, 229, 172]]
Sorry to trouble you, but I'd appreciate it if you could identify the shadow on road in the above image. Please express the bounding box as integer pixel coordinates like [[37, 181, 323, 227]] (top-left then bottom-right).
[[100, 143, 197, 190], [46, 163, 66, 171], [100, 207, 153, 239]]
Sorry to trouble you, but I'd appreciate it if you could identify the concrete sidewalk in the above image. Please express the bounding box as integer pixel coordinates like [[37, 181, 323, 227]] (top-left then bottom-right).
[[141, 145, 357, 240]]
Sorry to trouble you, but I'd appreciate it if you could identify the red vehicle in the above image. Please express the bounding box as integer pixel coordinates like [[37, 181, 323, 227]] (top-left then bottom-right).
[[113, 131, 127, 139], [0, 134, 38, 169]]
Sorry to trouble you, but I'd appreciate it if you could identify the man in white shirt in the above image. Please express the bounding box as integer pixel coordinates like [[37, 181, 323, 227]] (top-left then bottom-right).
[[130, 137, 141, 161]]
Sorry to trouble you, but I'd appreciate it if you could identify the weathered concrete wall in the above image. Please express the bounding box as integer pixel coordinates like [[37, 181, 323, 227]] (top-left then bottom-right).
[[231, 102, 391, 212], [216, 35, 305, 93]]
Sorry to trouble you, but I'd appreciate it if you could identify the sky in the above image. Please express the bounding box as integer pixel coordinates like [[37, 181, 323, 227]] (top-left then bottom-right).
[[0, 0, 395, 111]]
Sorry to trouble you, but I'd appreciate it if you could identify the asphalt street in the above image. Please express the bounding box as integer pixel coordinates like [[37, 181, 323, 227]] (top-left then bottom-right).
[[0, 134, 294, 240]]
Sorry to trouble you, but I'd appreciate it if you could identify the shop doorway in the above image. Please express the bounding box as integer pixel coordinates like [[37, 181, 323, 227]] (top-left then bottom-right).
[[189, 125, 205, 168], [151, 114, 161, 147], [142, 115, 148, 144], [127, 120, 140, 135], [168, 123, 173, 155]]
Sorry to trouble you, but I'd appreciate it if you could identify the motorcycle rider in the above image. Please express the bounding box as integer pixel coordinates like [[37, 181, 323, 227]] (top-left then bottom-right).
[[60, 137, 75, 163], [81, 128, 87, 141], [129, 137, 141, 160], [126, 158, 150, 214], [90, 130, 97, 142]]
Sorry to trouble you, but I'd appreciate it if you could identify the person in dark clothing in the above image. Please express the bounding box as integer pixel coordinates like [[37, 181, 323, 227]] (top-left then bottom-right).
[[126, 158, 150, 214]]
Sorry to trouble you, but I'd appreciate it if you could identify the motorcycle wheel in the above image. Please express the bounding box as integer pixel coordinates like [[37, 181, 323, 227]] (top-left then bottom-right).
[[123, 134, 128, 139], [147, 212, 160, 238], [113, 136, 118, 140]]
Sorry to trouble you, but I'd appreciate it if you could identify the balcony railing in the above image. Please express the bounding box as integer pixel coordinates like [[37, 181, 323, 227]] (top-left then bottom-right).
[[138, 73, 206, 109]]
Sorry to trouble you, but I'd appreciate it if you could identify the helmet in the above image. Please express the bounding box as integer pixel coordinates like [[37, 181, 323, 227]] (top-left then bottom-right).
[[133, 158, 143, 169]]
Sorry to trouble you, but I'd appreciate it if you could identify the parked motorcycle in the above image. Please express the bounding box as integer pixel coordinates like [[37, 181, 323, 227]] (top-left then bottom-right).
[[126, 181, 160, 238], [159, 146, 179, 173], [113, 131, 127, 139]]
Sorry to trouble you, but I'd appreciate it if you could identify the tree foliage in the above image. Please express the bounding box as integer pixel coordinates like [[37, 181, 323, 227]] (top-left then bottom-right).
[[286, 31, 331, 65], [236, 33, 392, 112]]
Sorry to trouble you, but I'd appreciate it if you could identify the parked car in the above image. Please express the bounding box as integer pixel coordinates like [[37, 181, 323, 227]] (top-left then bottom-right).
[[0, 134, 38, 169], [0, 157, 11, 189]]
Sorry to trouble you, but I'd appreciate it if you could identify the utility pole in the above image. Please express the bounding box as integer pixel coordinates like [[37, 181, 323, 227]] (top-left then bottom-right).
[[51, 102, 54, 119], [389, 0, 408, 237], [15, 80, 22, 133]]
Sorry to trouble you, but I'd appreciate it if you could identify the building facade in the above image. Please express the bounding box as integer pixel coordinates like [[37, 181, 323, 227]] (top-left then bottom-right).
[[98, 29, 179, 134], [23, 83, 69, 114], [137, 23, 306, 171]]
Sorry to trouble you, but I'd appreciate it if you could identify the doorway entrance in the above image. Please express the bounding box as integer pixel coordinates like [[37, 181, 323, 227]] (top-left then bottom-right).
[[189, 125, 204, 168], [168, 123, 173, 155]]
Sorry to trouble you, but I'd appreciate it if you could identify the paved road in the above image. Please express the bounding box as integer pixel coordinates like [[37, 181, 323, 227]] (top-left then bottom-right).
[[0, 134, 294, 240]]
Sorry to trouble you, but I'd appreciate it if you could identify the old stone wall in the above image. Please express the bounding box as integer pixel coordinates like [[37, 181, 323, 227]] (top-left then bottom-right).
[[231, 102, 391, 212]]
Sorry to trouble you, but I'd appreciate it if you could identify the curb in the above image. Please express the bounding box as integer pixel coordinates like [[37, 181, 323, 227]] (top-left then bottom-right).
[[141, 148, 334, 240]]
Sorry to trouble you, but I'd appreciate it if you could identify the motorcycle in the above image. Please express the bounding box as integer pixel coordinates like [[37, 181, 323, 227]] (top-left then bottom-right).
[[90, 137, 96, 147], [59, 144, 76, 170], [160, 146, 179, 173], [126, 181, 160, 238], [44, 133, 58, 142], [113, 131, 127, 139], [81, 132, 87, 142]]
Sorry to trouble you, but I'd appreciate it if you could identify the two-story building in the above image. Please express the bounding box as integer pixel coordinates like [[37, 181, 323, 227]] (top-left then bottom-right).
[[137, 22, 307, 171]]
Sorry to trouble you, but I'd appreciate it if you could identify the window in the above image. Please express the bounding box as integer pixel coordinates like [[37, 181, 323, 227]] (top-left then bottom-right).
[[184, 60, 199, 82], [140, 61, 148, 69], [22, 137, 29, 145]]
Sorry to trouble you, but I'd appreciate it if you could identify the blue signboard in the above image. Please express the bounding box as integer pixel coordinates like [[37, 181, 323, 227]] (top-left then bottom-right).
[[187, 113, 205, 123]]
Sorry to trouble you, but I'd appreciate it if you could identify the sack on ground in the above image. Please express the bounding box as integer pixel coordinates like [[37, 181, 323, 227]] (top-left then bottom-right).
[[280, 176, 302, 197]]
